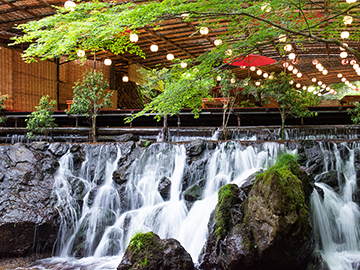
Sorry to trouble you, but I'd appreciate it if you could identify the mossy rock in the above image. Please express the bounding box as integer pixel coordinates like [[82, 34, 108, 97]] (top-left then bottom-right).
[[214, 183, 241, 239], [183, 183, 203, 202]]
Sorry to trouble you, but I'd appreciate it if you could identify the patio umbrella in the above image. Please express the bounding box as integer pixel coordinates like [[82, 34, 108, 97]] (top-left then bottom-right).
[[225, 54, 275, 67]]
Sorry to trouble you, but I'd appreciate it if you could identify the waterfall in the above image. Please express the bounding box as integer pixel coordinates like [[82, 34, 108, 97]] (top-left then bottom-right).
[[37, 141, 283, 269], [311, 142, 360, 270]]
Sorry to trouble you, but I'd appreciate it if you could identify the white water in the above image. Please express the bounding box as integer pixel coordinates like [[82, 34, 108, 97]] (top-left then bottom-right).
[[35, 140, 360, 270], [311, 142, 360, 270], [33, 141, 282, 269]]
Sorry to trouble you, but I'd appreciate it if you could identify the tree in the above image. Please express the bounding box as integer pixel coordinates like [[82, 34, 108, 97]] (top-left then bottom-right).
[[26, 95, 57, 140], [253, 72, 314, 139], [66, 70, 112, 142], [0, 93, 8, 125], [11, 0, 360, 121]]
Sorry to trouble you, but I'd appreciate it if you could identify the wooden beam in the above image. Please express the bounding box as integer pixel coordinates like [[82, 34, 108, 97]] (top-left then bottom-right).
[[184, 21, 214, 46], [144, 27, 195, 59], [0, 0, 41, 18]]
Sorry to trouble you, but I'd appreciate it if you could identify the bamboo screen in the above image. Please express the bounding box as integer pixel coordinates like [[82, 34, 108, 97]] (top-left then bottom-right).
[[0, 46, 57, 111], [59, 58, 112, 110]]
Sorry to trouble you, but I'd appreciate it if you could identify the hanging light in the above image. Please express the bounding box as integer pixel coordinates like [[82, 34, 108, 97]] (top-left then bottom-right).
[[289, 80, 294, 85], [302, 86, 307, 90], [341, 31, 350, 39], [330, 89, 335, 93], [231, 78, 236, 84], [338, 73, 343, 78], [312, 78, 317, 82], [284, 44, 292, 51], [341, 77, 346, 82], [269, 74, 274, 79], [150, 44, 159, 52], [292, 68, 298, 74], [312, 59, 319, 65], [354, 64, 360, 69], [318, 66, 324, 72], [292, 58, 299, 65], [181, 13, 189, 19], [225, 49, 232, 56], [343, 15, 353, 25], [322, 70, 328, 75], [250, 66, 256, 71], [340, 52, 348, 58], [255, 81, 261, 86], [318, 93, 322, 97], [240, 65, 246, 69], [263, 73, 269, 78], [129, 33, 139, 43], [296, 83, 301, 88], [318, 81, 323, 85], [166, 53, 174, 60], [217, 75, 222, 81], [64, 0, 76, 10], [288, 53, 296, 60], [346, 0, 356, 3], [326, 86, 330, 91], [214, 39, 222, 46], [104, 58, 112, 66], [345, 80, 350, 85], [297, 72, 302, 78], [350, 59, 357, 65], [279, 34, 287, 42], [256, 69, 263, 75], [122, 75, 129, 82], [287, 65, 294, 71], [282, 62, 289, 68], [200, 26, 209, 35], [181, 62, 188, 68], [321, 84, 326, 89], [77, 50, 85, 57], [340, 43, 348, 51], [315, 63, 322, 69], [342, 59, 349, 65], [261, 2, 272, 12]]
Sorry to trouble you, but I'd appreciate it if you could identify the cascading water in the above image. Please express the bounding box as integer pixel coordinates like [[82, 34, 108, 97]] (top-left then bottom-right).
[[34, 141, 282, 269], [311, 142, 360, 270]]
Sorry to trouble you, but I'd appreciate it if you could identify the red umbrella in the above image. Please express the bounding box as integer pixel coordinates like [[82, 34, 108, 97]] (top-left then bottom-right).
[[225, 54, 275, 67]]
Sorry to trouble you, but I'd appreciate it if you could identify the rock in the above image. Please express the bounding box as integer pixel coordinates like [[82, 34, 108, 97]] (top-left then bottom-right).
[[182, 158, 208, 190], [199, 158, 315, 270], [315, 170, 344, 190], [118, 231, 194, 270], [158, 176, 171, 201], [185, 139, 206, 157], [183, 183, 203, 202], [48, 143, 69, 156], [0, 144, 59, 257], [114, 134, 139, 142]]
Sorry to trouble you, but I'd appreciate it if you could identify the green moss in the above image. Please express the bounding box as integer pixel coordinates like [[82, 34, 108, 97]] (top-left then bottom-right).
[[214, 184, 240, 239], [128, 231, 158, 255]]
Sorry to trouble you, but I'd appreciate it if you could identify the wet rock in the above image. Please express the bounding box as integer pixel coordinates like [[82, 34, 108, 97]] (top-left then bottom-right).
[[199, 159, 315, 270], [114, 133, 139, 142], [182, 158, 208, 190], [48, 142, 69, 156], [183, 183, 203, 202], [315, 170, 344, 190], [0, 144, 59, 257], [158, 176, 171, 201], [185, 139, 206, 157], [118, 231, 194, 270]]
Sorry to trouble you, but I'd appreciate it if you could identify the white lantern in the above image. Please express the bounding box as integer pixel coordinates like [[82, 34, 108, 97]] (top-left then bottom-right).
[[288, 53, 296, 60], [256, 69, 262, 75], [77, 50, 85, 57], [122, 75, 129, 82], [181, 62, 188, 68], [289, 80, 294, 85], [346, 0, 356, 3], [341, 31, 350, 39], [337, 73, 343, 78], [263, 73, 269, 78], [322, 70, 328, 75], [343, 15, 353, 25], [287, 65, 294, 71], [302, 86, 307, 90], [312, 78, 317, 82], [64, 0, 76, 10], [284, 44, 292, 51], [250, 66, 256, 71], [231, 78, 236, 84], [150, 44, 159, 52], [340, 52, 348, 58], [279, 34, 286, 42], [341, 77, 346, 82], [200, 27, 209, 35], [225, 49, 232, 56], [214, 39, 222, 46], [217, 76, 221, 81], [255, 81, 261, 86], [318, 81, 323, 85], [104, 58, 112, 66], [296, 83, 301, 88], [297, 73, 302, 78], [292, 68, 298, 74], [130, 33, 139, 43], [166, 53, 174, 61]]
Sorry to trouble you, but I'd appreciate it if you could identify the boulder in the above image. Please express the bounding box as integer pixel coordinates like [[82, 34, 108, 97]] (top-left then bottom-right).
[[118, 231, 194, 270], [199, 158, 315, 270], [158, 176, 171, 201], [315, 170, 344, 191], [183, 183, 203, 202], [0, 143, 59, 257]]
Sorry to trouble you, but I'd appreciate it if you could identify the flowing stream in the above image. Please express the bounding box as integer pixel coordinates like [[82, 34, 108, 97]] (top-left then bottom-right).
[[34, 141, 360, 270]]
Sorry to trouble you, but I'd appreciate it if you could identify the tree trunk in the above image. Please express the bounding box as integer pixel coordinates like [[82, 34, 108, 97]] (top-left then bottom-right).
[[92, 115, 97, 142]]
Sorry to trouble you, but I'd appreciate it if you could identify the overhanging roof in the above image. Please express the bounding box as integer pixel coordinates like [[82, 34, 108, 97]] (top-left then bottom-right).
[[1, 0, 360, 89]]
